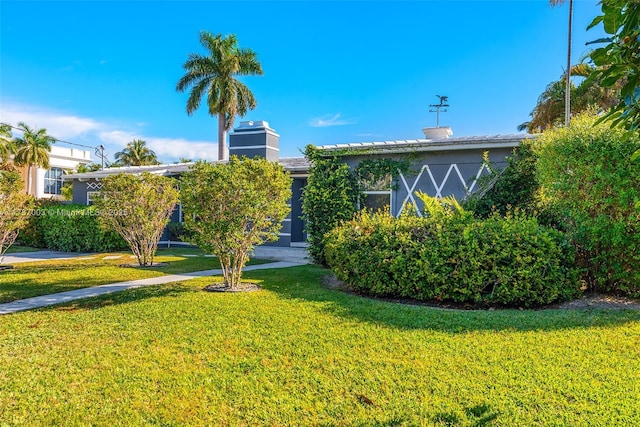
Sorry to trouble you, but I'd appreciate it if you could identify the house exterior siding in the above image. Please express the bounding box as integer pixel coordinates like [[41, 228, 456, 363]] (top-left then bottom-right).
[[65, 122, 532, 248]]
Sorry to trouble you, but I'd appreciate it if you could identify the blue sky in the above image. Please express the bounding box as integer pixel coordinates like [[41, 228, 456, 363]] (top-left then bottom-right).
[[1, 0, 605, 163]]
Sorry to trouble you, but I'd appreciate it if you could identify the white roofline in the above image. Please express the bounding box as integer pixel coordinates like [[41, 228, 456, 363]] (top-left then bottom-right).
[[318, 134, 536, 153]]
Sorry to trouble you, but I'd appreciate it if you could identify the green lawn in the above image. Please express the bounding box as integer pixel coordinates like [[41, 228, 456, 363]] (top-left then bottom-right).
[[0, 265, 638, 426], [0, 248, 266, 303]]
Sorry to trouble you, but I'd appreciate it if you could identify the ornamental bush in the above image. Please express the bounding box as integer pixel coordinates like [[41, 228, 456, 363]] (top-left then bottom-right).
[[463, 144, 539, 218], [325, 210, 580, 307], [181, 157, 291, 289], [535, 113, 640, 296], [95, 172, 179, 266], [23, 203, 127, 252], [0, 169, 33, 261]]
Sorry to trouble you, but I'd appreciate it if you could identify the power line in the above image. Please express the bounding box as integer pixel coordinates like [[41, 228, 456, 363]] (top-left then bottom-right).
[[0, 122, 98, 150]]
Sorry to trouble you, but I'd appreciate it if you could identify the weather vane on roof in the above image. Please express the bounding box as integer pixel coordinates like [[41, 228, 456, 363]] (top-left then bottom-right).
[[429, 95, 449, 128]]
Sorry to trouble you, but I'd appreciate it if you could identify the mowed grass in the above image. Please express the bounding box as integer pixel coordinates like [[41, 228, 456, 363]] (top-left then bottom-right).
[[0, 248, 267, 303], [0, 265, 639, 426]]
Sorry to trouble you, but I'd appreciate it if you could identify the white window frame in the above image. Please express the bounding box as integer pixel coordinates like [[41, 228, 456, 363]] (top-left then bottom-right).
[[359, 174, 392, 214], [44, 167, 64, 195]]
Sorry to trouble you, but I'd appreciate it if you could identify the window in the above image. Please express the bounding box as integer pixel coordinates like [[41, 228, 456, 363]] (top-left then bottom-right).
[[44, 167, 63, 195], [360, 174, 392, 213]]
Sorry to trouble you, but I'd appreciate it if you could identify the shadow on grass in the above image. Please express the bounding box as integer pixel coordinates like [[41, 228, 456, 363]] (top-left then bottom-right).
[[245, 265, 640, 333]]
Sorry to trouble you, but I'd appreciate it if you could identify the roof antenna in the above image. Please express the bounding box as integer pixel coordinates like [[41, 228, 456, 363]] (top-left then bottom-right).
[[429, 95, 449, 128]]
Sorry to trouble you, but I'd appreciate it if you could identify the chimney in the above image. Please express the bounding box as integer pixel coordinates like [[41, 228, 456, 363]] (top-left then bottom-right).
[[228, 120, 280, 161], [422, 126, 453, 140]]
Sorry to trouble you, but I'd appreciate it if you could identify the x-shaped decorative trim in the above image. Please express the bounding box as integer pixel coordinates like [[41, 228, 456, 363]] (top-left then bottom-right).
[[396, 163, 490, 217]]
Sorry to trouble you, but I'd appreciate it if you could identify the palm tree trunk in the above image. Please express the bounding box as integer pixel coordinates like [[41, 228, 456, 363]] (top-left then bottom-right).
[[26, 165, 32, 195], [218, 114, 228, 161], [564, 0, 573, 127]]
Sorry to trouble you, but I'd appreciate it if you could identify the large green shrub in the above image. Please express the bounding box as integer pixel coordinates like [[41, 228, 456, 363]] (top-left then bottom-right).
[[535, 113, 640, 296], [28, 204, 127, 252], [301, 146, 411, 264], [325, 210, 580, 307], [17, 199, 57, 248], [463, 144, 539, 218], [301, 145, 359, 264]]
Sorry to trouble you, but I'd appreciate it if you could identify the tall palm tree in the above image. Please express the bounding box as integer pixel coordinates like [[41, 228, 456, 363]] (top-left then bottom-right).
[[0, 124, 15, 162], [176, 31, 263, 161], [114, 139, 159, 166], [550, 0, 574, 127], [13, 122, 55, 195], [518, 64, 622, 133]]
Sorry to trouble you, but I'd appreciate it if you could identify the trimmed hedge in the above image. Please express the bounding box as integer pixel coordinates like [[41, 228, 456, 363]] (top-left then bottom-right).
[[19, 203, 127, 252], [325, 211, 580, 307]]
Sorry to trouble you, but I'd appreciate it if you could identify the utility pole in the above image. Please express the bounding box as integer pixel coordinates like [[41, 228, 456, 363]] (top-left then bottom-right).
[[564, 0, 574, 127]]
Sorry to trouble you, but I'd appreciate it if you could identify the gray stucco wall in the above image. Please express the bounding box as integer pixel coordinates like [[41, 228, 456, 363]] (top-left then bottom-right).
[[71, 180, 88, 204], [344, 145, 516, 216]]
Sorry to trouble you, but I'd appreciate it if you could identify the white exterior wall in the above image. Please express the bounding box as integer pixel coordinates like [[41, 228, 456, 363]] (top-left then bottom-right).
[[34, 146, 92, 199]]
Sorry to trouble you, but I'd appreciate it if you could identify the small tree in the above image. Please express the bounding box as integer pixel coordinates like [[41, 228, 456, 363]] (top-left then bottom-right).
[[95, 172, 179, 266], [180, 157, 291, 289], [0, 168, 33, 263]]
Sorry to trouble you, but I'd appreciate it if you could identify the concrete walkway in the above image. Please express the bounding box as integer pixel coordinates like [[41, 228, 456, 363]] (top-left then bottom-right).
[[0, 246, 312, 315], [1, 250, 92, 265], [0, 261, 304, 315]]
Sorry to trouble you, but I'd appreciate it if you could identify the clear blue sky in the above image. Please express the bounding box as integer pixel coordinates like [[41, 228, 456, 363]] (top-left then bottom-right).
[[0, 0, 605, 163]]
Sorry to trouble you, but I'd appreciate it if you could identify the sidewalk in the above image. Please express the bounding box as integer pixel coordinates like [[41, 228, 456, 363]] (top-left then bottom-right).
[[0, 261, 305, 315], [0, 246, 313, 315], [1, 250, 91, 265]]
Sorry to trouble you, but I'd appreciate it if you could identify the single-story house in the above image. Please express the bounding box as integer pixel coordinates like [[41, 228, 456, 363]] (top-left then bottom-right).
[[65, 121, 533, 247]]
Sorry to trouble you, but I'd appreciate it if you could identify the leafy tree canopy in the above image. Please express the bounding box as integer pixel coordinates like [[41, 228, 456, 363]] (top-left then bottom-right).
[[180, 157, 291, 289], [0, 170, 33, 262], [95, 172, 179, 266], [519, 64, 621, 133], [176, 31, 263, 160], [587, 0, 640, 132], [0, 124, 15, 163], [114, 139, 159, 166]]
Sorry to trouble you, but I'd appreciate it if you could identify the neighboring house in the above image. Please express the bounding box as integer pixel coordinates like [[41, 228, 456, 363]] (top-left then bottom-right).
[[65, 121, 532, 247], [17, 145, 93, 199]]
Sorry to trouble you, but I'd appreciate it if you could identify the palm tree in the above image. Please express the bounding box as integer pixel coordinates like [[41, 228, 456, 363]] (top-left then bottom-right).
[[519, 64, 621, 133], [0, 124, 15, 162], [550, 0, 574, 127], [13, 122, 55, 195], [176, 31, 263, 161], [114, 139, 159, 166]]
